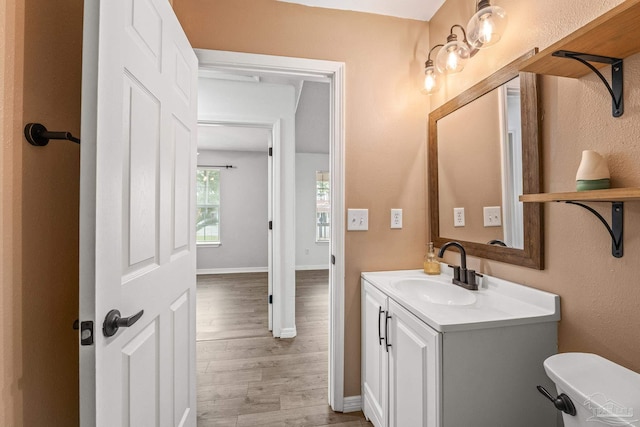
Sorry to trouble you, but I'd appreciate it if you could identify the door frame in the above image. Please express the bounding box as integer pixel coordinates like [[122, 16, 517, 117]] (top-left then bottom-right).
[[197, 118, 279, 332], [195, 49, 346, 411]]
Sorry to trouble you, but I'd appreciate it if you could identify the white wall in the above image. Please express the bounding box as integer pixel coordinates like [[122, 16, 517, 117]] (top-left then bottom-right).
[[295, 153, 330, 269], [197, 149, 268, 273]]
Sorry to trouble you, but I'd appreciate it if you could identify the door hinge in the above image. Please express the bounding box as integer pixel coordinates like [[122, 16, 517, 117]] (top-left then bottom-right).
[[74, 319, 94, 346], [331, 254, 336, 265], [268, 147, 273, 157], [268, 295, 273, 304], [268, 220, 273, 230]]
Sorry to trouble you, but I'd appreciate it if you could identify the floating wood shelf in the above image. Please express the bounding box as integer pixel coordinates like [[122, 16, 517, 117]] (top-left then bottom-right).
[[520, 0, 640, 78], [520, 188, 640, 258], [520, 188, 640, 203]]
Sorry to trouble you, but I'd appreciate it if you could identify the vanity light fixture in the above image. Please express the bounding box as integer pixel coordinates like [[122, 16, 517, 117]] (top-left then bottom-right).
[[422, 1, 508, 95], [435, 25, 477, 74], [423, 44, 444, 94], [466, 0, 508, 49]]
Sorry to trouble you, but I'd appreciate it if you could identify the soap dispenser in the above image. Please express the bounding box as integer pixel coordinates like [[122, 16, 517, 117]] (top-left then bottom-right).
[[423, 242, 441, 275]]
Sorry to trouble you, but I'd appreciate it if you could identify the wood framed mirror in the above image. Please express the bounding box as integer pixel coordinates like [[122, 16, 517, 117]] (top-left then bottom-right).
[[428, 49, 543, 269]]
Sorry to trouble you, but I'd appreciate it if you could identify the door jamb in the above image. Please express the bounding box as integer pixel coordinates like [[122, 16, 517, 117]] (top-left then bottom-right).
[[195, 49, 346, 412]]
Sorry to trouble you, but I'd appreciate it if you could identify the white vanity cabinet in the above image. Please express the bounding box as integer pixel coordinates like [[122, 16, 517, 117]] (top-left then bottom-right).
[[361, 272, 559, 427], [361, 281, 388, 427], [362, 281, 441, 427]]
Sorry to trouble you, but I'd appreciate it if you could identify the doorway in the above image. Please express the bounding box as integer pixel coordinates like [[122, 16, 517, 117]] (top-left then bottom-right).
[[195, 49, 346, 411]]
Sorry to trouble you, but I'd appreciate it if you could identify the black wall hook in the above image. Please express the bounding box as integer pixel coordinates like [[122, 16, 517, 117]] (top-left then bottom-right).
[[24, 122, 80, 146]]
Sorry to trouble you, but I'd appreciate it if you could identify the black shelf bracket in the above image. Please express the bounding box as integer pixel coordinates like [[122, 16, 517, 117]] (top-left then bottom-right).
[[552, 50, 623, 117], [563, 201, 623, 258]]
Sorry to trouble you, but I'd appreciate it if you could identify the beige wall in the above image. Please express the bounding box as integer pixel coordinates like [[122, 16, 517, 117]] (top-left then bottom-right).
[[1, 0, 82, 424], [172, 0, 431, 397], [431, 0, 640, 374]]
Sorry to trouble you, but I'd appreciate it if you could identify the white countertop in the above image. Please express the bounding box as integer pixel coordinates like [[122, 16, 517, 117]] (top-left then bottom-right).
[[361, 267, 560, 332]]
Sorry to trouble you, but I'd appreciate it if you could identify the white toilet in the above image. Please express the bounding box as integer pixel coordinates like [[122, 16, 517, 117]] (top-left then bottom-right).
[[542, 352, 640, 427]]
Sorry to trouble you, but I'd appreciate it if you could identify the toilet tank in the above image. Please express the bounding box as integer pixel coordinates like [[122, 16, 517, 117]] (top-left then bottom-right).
[[544, 353, 640, 427]]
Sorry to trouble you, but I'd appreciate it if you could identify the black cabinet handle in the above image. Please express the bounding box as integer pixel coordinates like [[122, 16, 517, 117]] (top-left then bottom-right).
[[378, 306, 384, 345], [102, 309, 144, 337], [385, 312, 392, 352]]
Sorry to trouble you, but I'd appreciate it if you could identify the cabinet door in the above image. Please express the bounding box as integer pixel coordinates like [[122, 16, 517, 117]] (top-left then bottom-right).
[[361, 280, 388, 427], [388, 300, 441, 427]]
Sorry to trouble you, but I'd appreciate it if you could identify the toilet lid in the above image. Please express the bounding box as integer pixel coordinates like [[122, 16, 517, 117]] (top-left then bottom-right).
[[544, 353, 640, 426]]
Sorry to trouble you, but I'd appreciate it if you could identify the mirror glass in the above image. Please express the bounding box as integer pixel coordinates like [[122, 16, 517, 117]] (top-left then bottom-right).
[[437, 77, 523, 249], [428, 49, 543, 269]]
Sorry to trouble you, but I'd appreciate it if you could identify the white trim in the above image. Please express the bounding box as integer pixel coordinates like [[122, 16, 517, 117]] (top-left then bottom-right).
[[278, 327, 297, 339], [342, 395, 362, 413], [196, 267, 268, 275], [295, 265, 330, 271], [195, 49, 346, 412]]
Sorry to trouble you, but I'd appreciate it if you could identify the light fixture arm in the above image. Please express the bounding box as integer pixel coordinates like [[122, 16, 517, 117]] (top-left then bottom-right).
[[426, 44, 444, 66], [449, 24, 479, 57]]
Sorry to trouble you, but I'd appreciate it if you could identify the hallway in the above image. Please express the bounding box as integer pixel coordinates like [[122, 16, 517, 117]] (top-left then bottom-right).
[[196, 270, 372, 426]]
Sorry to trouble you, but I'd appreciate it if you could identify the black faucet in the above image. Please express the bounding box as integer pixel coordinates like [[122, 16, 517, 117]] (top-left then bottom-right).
[[437, 241, 481, 290]]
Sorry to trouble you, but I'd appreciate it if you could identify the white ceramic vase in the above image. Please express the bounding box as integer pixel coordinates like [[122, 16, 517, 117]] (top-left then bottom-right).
[[575, 150, 610, 191]]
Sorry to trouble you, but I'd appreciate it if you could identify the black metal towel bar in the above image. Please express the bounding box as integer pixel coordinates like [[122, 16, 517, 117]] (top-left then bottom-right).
[[24, 122, 80, 146]]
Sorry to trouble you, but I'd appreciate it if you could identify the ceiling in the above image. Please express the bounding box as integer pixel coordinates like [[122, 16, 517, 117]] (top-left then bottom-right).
[[276, 0, 445, 21]]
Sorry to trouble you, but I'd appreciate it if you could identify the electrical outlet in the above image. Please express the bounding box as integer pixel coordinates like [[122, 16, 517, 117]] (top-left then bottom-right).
[[347, 209, 369, 231], [453, 207, 465, 227], [391, 209, 402, 229], [483, 206, 502, 227]]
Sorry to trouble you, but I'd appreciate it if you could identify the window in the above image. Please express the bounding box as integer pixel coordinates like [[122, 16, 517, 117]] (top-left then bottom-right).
[[316, 171, 330, 242], [196, 168, 220, 244]]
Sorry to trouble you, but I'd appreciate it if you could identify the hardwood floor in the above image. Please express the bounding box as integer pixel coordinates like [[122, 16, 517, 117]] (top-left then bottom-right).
[[197, 270, 373, 427]]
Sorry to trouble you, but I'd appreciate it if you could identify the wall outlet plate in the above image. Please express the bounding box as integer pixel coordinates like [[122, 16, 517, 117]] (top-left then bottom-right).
[[391, 209, 402, 229], [453, 207, 465, 227], [347, 208, 368, 231], [483, 206, 502, 227]]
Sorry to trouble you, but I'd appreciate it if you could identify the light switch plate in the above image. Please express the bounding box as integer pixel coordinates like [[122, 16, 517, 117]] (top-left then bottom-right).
[[391, 209, 402, 229], [453, 207, 465, 227], [483, 206, 502, 227], [347, 209, 368, 231]]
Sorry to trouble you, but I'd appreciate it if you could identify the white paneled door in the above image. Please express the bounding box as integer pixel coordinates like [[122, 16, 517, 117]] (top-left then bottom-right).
[[79, 0, 198, 425]]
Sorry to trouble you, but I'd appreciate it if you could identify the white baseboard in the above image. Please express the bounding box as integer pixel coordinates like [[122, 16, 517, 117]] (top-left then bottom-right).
[[196, 267, 268, 275], [295, 265, 330, 271], [342, 395, 362, 413], [278, 327, 297, 338]]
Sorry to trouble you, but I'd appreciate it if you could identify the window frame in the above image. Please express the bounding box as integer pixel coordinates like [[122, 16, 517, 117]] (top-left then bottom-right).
[[315, 170, 330, 243], [196, 166, 221, 246]]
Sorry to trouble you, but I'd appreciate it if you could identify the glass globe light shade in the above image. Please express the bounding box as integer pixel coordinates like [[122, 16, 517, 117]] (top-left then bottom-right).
[[435, 38, 470, 74], [422, 62, 440, 94], [466, 3, 508, 49]]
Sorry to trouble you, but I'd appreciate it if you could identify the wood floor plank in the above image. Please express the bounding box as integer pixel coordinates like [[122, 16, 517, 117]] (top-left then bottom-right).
[[196, 271, 372, 426]]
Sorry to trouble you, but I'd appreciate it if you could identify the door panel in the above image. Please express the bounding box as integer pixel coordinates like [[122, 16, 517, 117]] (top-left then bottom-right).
[[80, 0, 197, 425], [388, 300, 441, 427]]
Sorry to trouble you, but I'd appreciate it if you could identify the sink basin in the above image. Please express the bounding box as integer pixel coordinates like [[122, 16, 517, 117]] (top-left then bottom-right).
[[390, 278, 477, 306]]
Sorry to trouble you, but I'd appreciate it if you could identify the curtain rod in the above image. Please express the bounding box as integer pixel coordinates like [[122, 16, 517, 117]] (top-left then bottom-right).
[[208, 165, 236, 169]]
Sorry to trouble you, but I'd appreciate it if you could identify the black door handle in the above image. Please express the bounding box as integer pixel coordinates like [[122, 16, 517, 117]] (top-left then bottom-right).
[[102, 309, 144, 337]]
